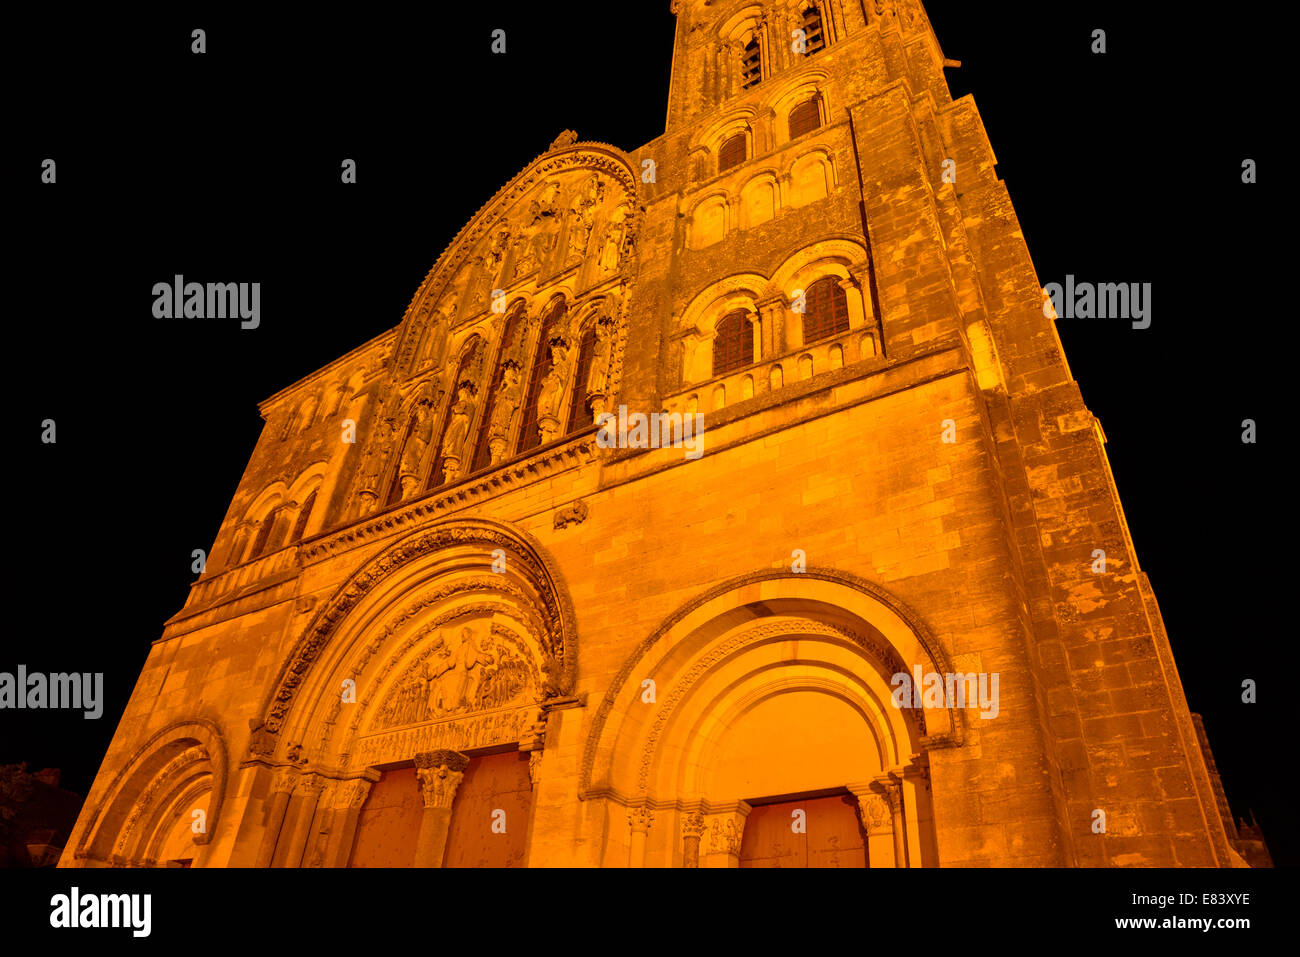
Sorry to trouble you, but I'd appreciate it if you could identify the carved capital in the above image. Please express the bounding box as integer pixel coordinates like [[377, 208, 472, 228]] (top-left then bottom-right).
[[414, 750, 470, 809], [628, 805, 654, 834], [856, 793, 892, 835], [332, 779, 373, 810], [271, 768, 299, 795], [681, 810, 707, 840]]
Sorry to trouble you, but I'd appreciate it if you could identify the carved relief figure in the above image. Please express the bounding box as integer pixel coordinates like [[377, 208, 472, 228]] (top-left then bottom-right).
[[513, 182, 561, 279], [598, 205, 631, 273], [439, 384, 477, 480], [470, 229, 511, 313], [586, 316, 614, 399], [566, 176, 604, 261], [355, 415, 402, 514], [488, 363, 524, 464], [374, 625, 533, 730], [419, 301, 455, 370], [397, 405, 432, 499]]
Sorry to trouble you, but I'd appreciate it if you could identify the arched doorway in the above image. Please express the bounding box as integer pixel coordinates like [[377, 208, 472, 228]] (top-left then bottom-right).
[[245, 517, 577, 868], [583, 570, 954, 867]]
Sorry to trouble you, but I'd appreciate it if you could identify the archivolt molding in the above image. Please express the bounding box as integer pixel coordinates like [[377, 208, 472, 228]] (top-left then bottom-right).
[[256, 518, 577, 756], [73, 718, 228, 865], [580, 567, 960, 797], [633, 617, 921, 797]]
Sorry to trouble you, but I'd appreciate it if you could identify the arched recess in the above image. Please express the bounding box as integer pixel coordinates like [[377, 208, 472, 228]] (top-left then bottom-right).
[[788, 147, 837, 206], [71, 718, 228, 867], [581, 569, 958, 866], [255, 517, 578, 769]]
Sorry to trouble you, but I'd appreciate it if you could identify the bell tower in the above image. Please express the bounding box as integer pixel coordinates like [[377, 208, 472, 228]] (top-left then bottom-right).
[[665, 1, 935, 130]]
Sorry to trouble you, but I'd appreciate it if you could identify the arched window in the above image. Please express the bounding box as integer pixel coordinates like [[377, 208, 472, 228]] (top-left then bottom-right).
[[429, 336, 485, 488], [741, 37, 762, 88], [517, 300, 567, 454], [565, 326, 598, 435], [718, 133, 747, 174], [788, 96, 822, 140], [801, 5, 826, 55], [801, 277, 850, 344], [291, 489, 318, 543], [470, 307, 526, 474], [249, 515, 275, 560], [713, 310, 754, 376]]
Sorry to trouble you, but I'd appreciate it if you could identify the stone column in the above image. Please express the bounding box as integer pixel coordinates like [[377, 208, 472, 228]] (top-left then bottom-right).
[[413, 750, 470, 868], [681, 809, 706, 868], [755, 295, 787, 360], [319, 777, 375, 868], [877, 772, 908, 867], [853, 786, 897, 868], [253, 768, 298, 868], [274, 773, 325, 867], [627, 806, 653, 868], [900, 756, 930, 867]]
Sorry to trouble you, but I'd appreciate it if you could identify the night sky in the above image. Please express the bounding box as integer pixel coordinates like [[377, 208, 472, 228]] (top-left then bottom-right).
[[9, 4, 1287, 864]]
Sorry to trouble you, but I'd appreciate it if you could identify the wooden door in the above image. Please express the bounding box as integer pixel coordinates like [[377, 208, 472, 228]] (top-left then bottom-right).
[[442, 751, 533, 867], [348, 767, 422, 868], [739, 793, 866, 868]]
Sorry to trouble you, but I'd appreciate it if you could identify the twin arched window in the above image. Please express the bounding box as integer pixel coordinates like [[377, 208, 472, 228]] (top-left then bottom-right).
[[801, 277, 849, 344], [713, 310, 754, 376]]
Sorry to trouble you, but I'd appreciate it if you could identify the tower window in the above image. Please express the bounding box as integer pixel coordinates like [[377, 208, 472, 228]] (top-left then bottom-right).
[[718, 133, 747, 173], [290, 489, 317, 543], [713, 310, 754, 376], [801, 277, 850, 344], [741, 38, 762, 88], [788, 96, 822, 140], [802, 5, 826, 55]]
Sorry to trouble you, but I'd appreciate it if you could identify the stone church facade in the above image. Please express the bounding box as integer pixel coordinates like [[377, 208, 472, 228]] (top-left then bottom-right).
[[63, 0, 1257, 867]]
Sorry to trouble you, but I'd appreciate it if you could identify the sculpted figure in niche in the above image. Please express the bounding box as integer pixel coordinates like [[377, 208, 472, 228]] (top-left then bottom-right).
[[488, 363, 524, 463], [598, 205, 631, 273], [355, 415, 401, 513], [397, 404, 433, 499], [441, 385, 476, 456], [586, 316, 614, 401]]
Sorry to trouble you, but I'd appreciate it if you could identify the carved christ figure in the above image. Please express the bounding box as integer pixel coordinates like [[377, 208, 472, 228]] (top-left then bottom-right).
[[426, 626, 496, 714]]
